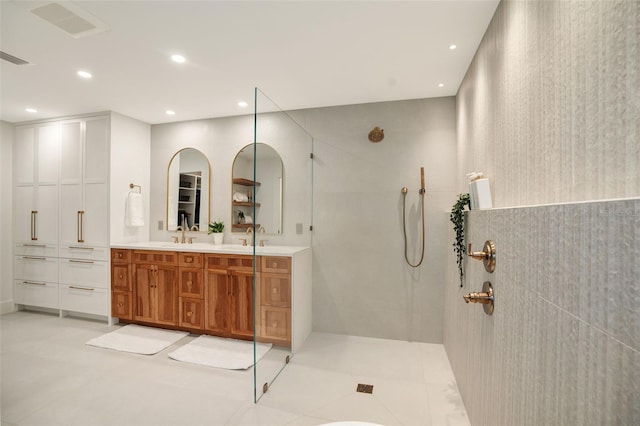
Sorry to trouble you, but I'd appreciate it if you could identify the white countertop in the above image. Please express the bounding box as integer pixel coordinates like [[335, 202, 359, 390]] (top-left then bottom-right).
[[110, 241, 309, 256]]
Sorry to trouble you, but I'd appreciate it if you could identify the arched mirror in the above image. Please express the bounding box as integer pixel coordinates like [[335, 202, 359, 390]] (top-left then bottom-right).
[[231, 143, 283, 234], [166, 148, 210, 231]]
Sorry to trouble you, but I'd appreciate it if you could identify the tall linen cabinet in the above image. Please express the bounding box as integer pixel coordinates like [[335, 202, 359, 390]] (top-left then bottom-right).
[[13, 113, 146, 321]]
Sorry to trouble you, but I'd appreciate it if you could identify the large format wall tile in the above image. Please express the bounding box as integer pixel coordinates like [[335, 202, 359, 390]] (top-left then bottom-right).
[[444, 199, 640, 425]]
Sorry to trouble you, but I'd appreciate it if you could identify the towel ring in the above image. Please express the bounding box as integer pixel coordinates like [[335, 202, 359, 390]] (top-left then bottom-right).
[[129, 183, 142, 193]]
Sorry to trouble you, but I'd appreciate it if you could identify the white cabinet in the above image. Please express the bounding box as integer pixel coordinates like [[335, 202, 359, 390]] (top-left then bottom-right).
[[13, 114, 112, 320], [13, 122, 59, 246], [60, 116, 110, 247]]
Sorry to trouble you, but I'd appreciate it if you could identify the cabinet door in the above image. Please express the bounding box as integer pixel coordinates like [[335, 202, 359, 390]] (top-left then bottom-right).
[[14, 126, 36, 185], [204, 270, 230, 334], [35, 184, 59, 245], [59, 184, 82, 245], [13, 186, 35, 243], [134, 264, 155, 323], [155, 266, 178, 326], [60, 120, 83, 184], [37, 122, 60, 185], [82, 182, 109, 245], [230, 271, 255, 339], [84, 116, 109, 184]]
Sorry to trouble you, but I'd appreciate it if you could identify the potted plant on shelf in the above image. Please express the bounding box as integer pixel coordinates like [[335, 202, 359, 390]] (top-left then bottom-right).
[[208, 220, 225, 245], [450, 193, 470, 287]]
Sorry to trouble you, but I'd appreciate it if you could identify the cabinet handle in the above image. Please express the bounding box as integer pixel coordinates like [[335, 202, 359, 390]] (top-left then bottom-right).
[[23, 243, 46, 248], [69, 285, 94, 291], [69, 259, 94, 264], [69, 245, 94, 250], [22, 280, 46, 286], [77, 211, 85, 243], [22, 256, 46, 261], [31, 211, 38, 241]]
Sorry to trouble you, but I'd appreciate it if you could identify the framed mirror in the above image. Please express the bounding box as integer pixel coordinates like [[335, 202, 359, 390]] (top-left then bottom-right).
[[166, 148, 210, 231], [231, 143, 283, 234]]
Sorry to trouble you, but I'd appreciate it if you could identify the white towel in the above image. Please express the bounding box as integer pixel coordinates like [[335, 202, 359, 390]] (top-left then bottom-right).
[[125, 192, 144, 227], [233, 192, 249, 202]]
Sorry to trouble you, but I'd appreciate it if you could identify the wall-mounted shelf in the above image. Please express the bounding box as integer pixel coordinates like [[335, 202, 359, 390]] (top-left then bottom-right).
[[233, 202, 261, 207], [231, 223, 261, 230], [233, 178, 261, 187]]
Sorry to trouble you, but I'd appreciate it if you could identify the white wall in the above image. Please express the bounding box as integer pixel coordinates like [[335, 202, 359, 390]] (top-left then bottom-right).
[[109, 112, 151, 244], [149, 97, 457, 343], [447, 0, 640, 424], [0, 121, 14, 314]]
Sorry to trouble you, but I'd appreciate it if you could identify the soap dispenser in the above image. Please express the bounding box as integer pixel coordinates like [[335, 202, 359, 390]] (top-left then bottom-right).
[[467, 172, 492, 210]]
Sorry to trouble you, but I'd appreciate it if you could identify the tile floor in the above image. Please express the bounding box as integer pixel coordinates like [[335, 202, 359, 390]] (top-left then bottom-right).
[[1, 310, 469, 426]]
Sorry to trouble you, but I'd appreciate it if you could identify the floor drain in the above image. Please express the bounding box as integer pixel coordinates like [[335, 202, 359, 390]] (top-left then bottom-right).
[[356, 383, 374, 394]]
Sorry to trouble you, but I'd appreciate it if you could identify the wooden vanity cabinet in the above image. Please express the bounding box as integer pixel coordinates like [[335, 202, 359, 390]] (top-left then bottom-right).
[[259, 256, 292, 345], [204, 254, 257, 341], [111, 249, 132, 319], [133, 251, 178, 326], [178, 252, 204, 330], [111, 248, 305, 350]]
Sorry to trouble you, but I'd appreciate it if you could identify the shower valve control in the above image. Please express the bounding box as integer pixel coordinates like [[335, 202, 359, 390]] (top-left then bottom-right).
[[468, 240, 496, 273]]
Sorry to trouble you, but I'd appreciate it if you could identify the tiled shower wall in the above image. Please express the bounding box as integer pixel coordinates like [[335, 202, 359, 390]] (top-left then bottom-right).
[[447, 0, 640, 424], [445, 200, 639, 425]]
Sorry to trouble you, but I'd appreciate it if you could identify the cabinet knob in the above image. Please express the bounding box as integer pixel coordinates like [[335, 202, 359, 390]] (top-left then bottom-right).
[[187, 280, 193, 287], [272, 262, 277, 268], [186, 257, 193, 263], [272, 288, 278, 294], [119, 274, 123, 279], [272, 321, 278, 327], [118, 253, 123, 258], [117, 303, 123, 307], [186, 311, 193, 317]]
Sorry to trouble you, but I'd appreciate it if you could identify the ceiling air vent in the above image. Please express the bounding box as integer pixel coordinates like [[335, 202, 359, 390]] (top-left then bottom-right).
[[0, 51, 30, 66], [30, 2, 108, 39]]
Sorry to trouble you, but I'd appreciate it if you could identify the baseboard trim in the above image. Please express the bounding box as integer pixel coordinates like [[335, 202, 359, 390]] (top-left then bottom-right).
[[0, 299, 17, 315]]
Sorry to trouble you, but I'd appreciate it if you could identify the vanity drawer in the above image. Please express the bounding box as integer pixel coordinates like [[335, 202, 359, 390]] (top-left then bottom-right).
[[14, 242, 58, 257], [111, 291, 132, 320], [14, 255, 58, 282], [260, 306, 291, 345], [261, 273, 291, 307], [179, 252, 203, 267], [60, 284, 108, 316], [60, 245, 109, 261], [179, 297, 204, 329], [205, 254, 257, 272], [179, 267, 204, 298], [111, 249, 132, 264], [14, 280, 59, 309], [59, 259, 109, 289], [261, 256, 291, 274], [133, 250, 178, 266], [112, 263, 132, 292]]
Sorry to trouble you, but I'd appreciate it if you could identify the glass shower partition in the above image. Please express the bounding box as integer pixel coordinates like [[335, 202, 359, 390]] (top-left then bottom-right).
[[252, 87, 314, 402]]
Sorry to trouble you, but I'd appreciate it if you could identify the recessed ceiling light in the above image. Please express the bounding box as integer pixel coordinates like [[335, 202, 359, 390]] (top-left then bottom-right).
[[166, 110, 176, 115], [25, 107, 38, 113], [237, 101, 248, 108], [77, 70, 92, 79], [449, 44, 457, 50], [438, 83, 445, 88], [171, 54, 186, 63]]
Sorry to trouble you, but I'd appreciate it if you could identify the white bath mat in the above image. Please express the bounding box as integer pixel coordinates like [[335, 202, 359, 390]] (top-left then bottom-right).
[[86, 324, 188, 355], [168, 335, 272, 370]]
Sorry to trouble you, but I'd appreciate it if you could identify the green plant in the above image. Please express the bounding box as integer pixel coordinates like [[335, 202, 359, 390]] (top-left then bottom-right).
[[450, 193, 470, 287], [208, 220, 224, 234]]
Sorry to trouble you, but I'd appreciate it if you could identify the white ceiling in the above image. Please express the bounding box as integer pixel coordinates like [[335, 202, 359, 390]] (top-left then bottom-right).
[[0, 0, 499, 125]]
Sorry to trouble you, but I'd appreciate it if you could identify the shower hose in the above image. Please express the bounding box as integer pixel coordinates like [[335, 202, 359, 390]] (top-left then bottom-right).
[[401, 189, 425, 268]]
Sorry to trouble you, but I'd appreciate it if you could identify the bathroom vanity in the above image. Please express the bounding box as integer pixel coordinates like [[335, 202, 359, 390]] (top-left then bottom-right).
[[109, 243, 311, 353]]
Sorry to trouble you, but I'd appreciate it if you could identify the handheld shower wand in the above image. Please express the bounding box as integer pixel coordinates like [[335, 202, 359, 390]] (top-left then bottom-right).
[[401, 167, 426, 267]]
